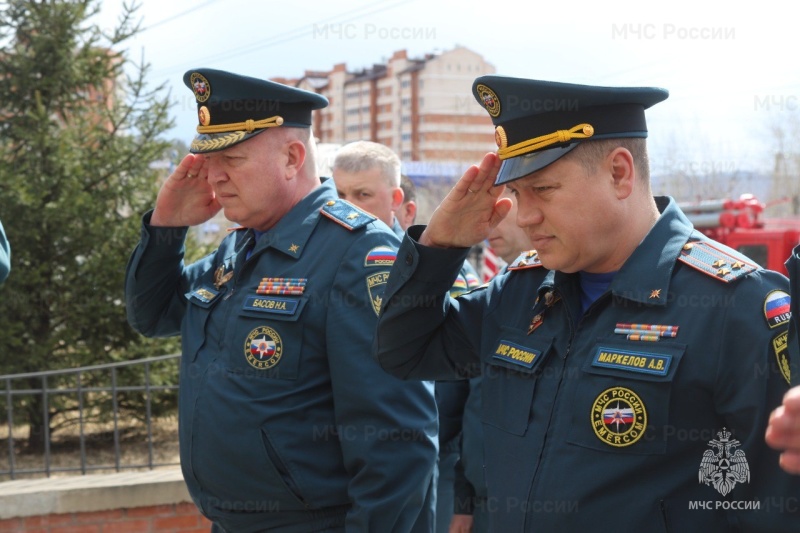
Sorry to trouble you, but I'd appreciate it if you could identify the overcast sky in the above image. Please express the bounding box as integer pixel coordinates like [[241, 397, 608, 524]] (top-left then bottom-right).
[[93, 0, 800, 177]]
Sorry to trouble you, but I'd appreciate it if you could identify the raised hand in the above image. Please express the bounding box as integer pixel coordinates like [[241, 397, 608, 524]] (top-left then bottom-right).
[[150, 154, 221, 227], [420, 153, 512, 248], [766, 385, 800, 474]]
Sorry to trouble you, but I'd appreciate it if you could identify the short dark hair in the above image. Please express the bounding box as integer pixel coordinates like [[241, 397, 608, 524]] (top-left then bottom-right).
[[565, 138, 650, 182], [400, 175, 416, 203]]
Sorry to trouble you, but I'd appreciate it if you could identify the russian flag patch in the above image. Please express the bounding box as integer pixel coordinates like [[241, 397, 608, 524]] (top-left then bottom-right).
[[764, 289, 791, 329]]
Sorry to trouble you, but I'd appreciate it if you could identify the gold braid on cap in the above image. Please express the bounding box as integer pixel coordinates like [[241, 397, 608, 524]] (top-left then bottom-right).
[[197, 115, 284, 134], [498, 123, 594, 160]]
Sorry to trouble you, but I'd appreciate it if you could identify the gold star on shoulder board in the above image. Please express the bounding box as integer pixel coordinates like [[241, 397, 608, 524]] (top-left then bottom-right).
[[716, 268, 731, 277], [649, 289, 661, 299], [346, 212, 358, 220], [289, 244, 299, 253], [712, 259, 727, 268], [732, 261, 744, 270]]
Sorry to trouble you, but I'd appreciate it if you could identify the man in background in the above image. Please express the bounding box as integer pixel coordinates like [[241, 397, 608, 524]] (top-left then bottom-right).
[[332, 141, 405, 236], [397, 175, 418, 230], [766, 245, 800, 473], [451, 189, 531, 533], [332, 141, 482, 532]]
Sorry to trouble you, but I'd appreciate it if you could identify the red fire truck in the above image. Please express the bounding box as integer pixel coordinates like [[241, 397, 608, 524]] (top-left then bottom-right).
[[679, 194, 800, 276]]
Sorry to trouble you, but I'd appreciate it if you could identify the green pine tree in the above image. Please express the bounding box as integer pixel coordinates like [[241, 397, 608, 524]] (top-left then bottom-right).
[[0, 0, 185, 451]]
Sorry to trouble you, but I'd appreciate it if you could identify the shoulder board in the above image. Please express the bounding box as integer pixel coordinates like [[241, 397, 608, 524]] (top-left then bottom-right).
[[320, 199, 376, 231], [507, 250, 544, 271], [678, 239, 758, 283]]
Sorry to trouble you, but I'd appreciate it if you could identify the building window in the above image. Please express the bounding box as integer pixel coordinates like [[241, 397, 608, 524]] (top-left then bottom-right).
[[401, 133, 411, 141], [401, 79, 410, 88]]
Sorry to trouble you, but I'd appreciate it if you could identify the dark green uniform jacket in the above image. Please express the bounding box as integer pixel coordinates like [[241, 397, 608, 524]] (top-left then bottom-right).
[[126, 179, 438, 533], [376, 196, 800, 532]]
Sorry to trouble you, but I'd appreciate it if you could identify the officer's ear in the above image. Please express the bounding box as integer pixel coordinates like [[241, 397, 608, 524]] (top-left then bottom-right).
[[608, 147, 635, 200], [391, 187, 404, 212], [285, 139, 307, 179]]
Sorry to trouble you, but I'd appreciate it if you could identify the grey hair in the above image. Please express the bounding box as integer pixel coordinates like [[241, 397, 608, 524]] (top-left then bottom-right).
[[332, 140, 401, 187]]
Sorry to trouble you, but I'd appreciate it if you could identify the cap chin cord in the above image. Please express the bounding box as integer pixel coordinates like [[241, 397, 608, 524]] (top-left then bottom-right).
[[498, 123, 594, 160], [197, 115, 284, 134]]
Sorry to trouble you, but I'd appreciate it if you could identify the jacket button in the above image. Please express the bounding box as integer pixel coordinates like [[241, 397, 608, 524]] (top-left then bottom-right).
[[405, 253, 413, 265]]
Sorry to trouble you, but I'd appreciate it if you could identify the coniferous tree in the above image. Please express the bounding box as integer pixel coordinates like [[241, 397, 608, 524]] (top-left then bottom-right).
[[0, 0, 183, 450]]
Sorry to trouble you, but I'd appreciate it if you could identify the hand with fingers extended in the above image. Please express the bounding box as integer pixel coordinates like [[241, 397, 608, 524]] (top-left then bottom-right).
[[151, 154, 221, 227], [766, 386, 800, 474], [420, 153, 512, 248]]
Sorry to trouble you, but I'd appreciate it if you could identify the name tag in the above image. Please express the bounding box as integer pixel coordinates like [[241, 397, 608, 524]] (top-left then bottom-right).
[[492, 340, 542, 370], [592, 347, 672, 377], [243, 295, 299, 316]]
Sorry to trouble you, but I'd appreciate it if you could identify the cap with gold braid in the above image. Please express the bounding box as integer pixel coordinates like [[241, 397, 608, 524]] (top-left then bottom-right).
[[183, 68, 329, 154], [472, 76, 669, 185]]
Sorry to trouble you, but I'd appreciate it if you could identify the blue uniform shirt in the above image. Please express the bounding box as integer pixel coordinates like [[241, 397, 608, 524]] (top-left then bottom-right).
[[376, 196, 800, 532], [126, 178, 438, 532]]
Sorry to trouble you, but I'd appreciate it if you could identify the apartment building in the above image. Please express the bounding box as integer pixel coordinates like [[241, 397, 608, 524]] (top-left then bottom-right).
[[275, 46, 497, 166]]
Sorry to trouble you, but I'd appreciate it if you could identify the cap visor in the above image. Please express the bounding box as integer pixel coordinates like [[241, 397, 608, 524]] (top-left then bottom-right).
[[495, 144, 579, 185]]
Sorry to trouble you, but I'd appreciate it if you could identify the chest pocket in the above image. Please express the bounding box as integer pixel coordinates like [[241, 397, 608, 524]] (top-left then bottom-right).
[[567, 338, 685, 455], [183, 285, 226, 362], [480, 327, 554, 436], [225, 295, 309, 380]]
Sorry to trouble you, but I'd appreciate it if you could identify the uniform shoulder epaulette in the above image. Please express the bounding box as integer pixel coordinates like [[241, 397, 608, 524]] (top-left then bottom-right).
[[678, 239, 758, 283], [320, 199, 376, 231], [507, 250, 544, 270]]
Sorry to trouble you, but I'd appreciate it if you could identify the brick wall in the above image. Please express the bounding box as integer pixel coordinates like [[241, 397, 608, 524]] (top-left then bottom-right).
[[0, 502, 211, 532], [0, 470, 210, 533]]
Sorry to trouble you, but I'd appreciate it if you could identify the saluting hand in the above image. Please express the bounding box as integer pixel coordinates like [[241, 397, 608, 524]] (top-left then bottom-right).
[[420, 153, 512, 248], [151, 154, 220, 227], [766, 385, 800, 474]]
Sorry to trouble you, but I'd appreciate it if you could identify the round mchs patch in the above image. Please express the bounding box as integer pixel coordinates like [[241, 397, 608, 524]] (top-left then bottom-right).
[[476, 83, 501, 118], [190, 72, 211, 103], [591, 386, 647, 447], [245, 326, 283, 369]]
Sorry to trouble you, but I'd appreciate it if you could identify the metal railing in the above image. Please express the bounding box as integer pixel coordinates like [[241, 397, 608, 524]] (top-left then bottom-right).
[[0, 354, 181, 480]]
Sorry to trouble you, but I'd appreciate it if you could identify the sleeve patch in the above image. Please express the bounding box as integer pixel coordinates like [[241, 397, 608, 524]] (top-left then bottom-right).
[[366, 271, 391, 316], [365, 245, 397, 267], [764, 290, 791, 329], [773, 330, 791, 385]]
